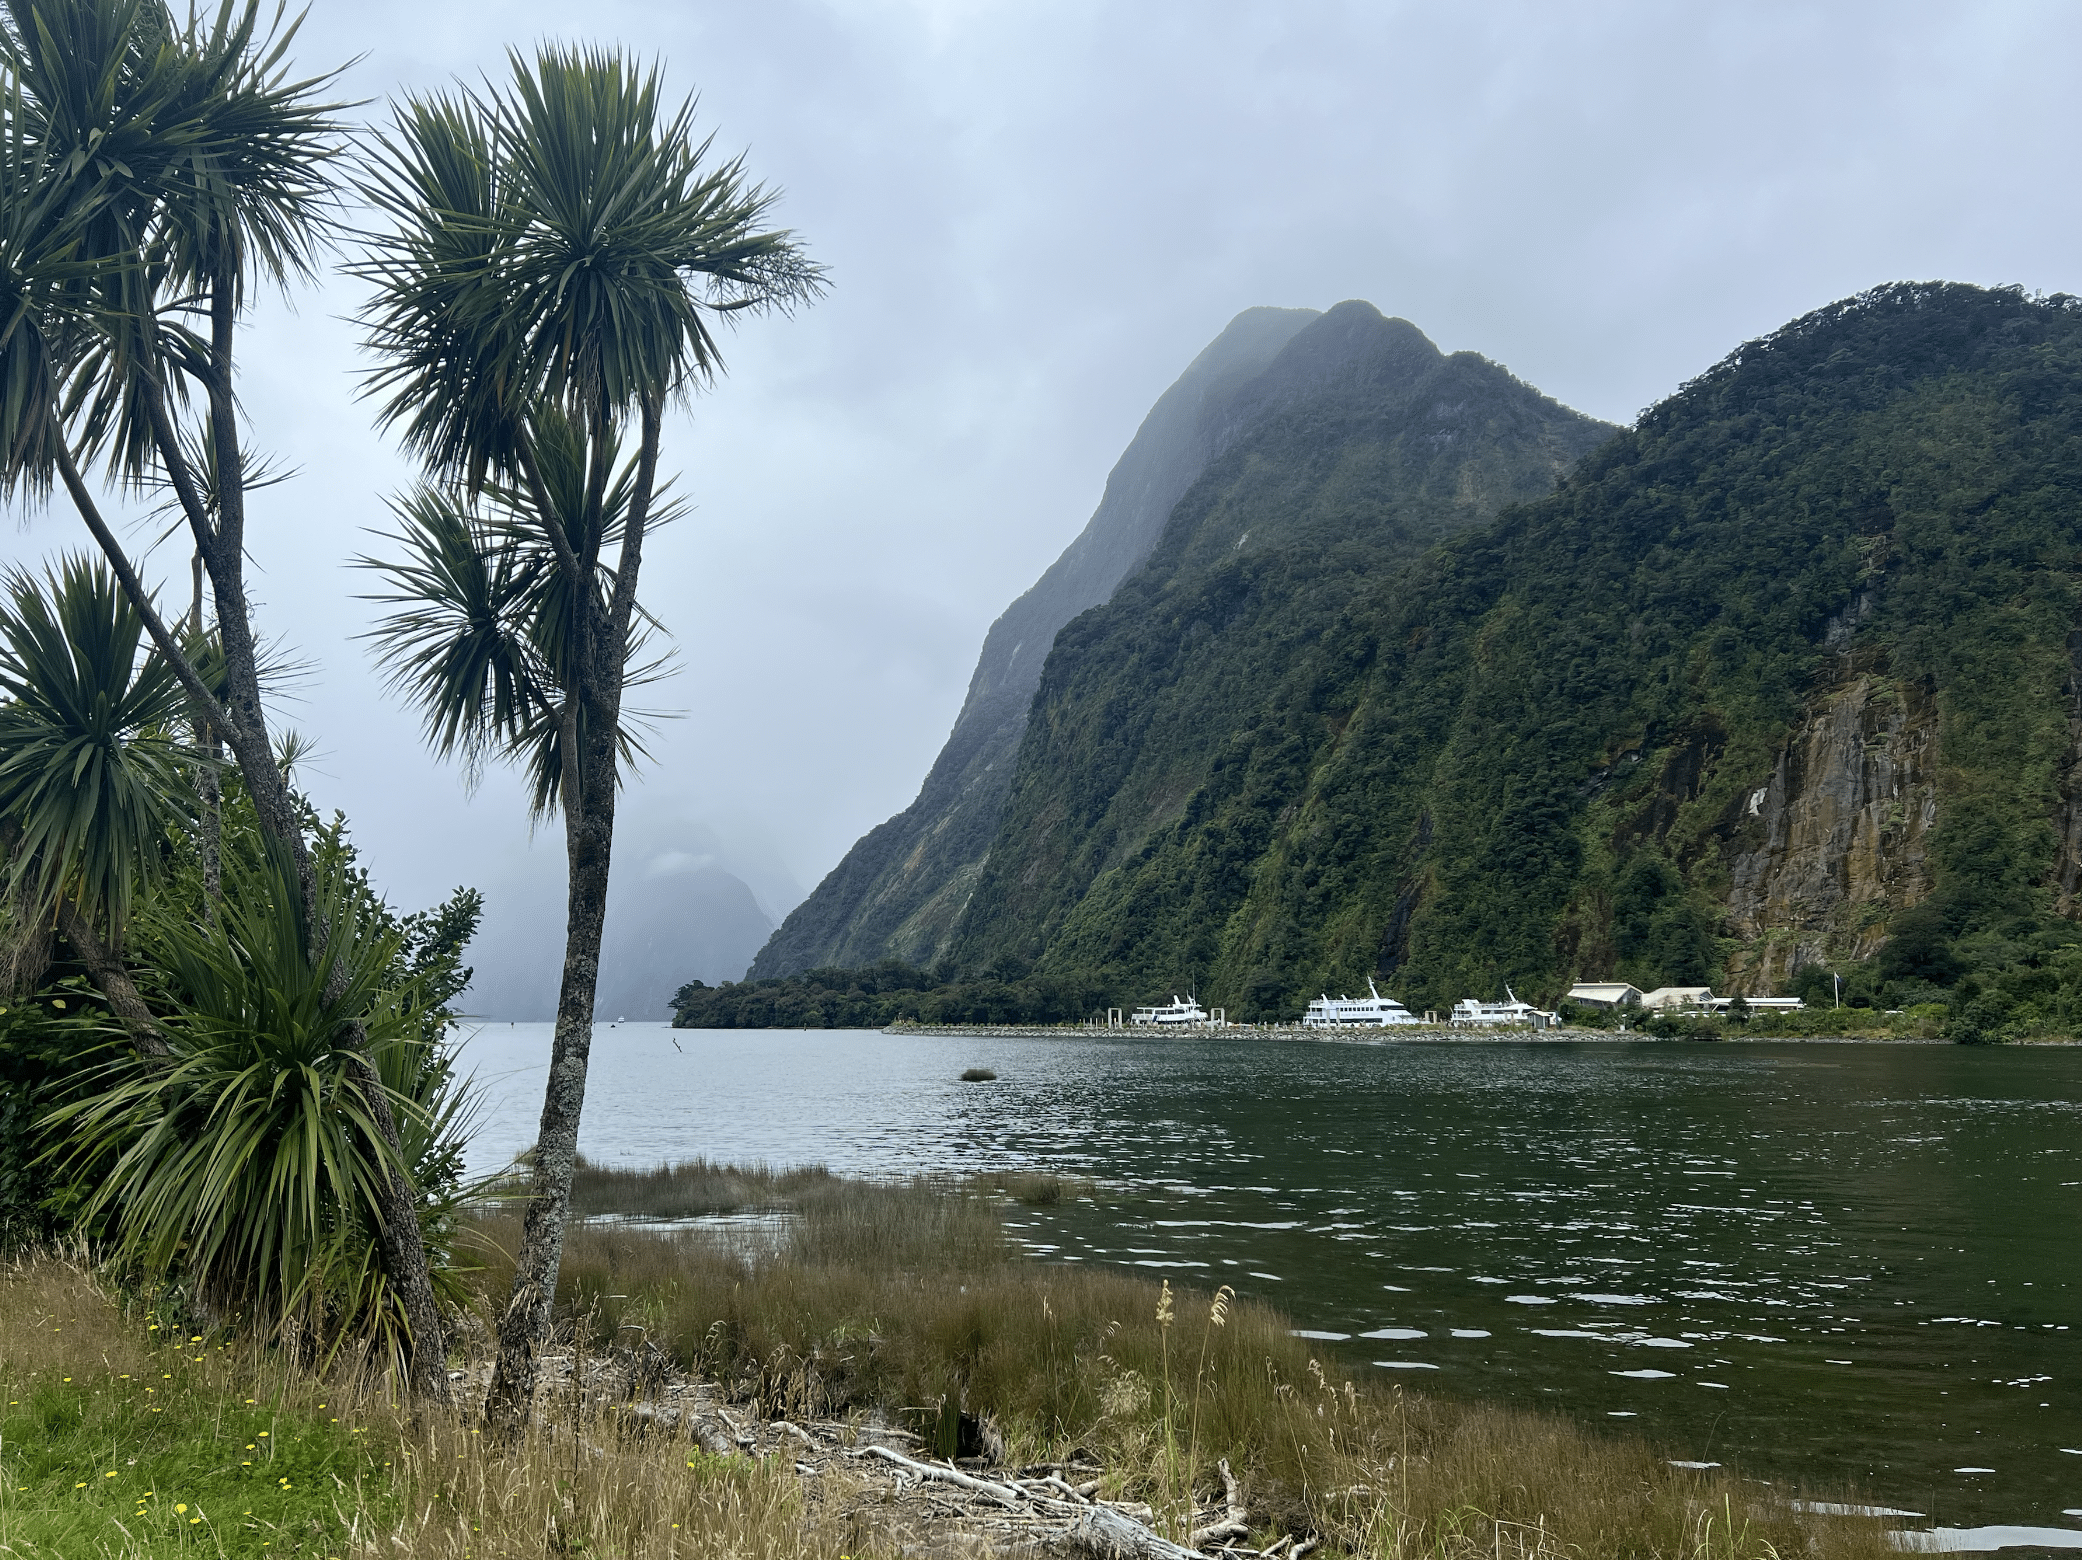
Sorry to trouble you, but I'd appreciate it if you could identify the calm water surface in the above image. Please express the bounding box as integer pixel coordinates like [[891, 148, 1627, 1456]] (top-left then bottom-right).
[[454, 1024, 2082, 1528]]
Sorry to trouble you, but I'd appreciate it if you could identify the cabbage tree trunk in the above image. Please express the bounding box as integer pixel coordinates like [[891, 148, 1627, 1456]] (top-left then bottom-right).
[[482, 395, 659, 1436]]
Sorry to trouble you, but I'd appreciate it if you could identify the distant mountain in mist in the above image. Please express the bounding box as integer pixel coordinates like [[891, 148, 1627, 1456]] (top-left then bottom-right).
[[463, 850, 774, 1021]]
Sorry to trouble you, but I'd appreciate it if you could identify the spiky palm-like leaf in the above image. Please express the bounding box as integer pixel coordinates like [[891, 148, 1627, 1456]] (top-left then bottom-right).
[[0, 554, 192, 939], [46, 838, 474, 1366], [358, 406, 675, 814], [0, 60, 102, 498], [354, 44, 823, 487], [0, 0, 349, 485]]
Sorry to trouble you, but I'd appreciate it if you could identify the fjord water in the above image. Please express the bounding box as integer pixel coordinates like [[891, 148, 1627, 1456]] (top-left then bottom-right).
[[456, 1025, 2082, 1526]]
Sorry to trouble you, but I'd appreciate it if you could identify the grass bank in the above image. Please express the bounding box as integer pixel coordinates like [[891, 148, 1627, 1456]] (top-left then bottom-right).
[[0, 1253, 843, 1558], [1, 1165, 1905, 1558]]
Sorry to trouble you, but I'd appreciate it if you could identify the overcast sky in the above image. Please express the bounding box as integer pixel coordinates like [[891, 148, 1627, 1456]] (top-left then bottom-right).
[[7, 0, 2081, 956]]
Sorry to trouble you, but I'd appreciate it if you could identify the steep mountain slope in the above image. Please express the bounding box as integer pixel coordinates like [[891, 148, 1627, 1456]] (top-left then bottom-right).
[[748, 307, 1320, 978], [752, 302, 1610, 978], [954, 283, 2082, 1021], [945, 300, 1615, 979]]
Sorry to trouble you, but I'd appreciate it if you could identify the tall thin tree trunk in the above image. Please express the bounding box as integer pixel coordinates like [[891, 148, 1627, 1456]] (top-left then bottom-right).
[[482, 399, 658, 1435], [60, 426, 453, 1403], [0, 824, 52, 999], [484, 701, 620, 1435], [190, 553, 221, 916]]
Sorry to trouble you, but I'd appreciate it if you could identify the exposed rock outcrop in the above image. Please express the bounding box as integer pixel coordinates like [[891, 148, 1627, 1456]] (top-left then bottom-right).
[[1722, 675, 1938, 991]]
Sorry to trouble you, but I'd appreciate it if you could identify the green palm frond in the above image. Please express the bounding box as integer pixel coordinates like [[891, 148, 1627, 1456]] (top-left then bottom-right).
[[45, 836, 475, 1366], [359, 395, 679, 816], [2, 0, 349, 484], [0, 554, 194, 938], [0, 55, 107, 498], [356, 483, 554, 776], [352, 44, 824, 485], [352, 87, 525, 491]]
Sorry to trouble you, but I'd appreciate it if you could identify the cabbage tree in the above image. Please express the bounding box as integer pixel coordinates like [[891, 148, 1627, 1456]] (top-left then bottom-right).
[[355, 44, 821, 1431], [0, 556, 188, 1052], [0, 0, 453, 1400]]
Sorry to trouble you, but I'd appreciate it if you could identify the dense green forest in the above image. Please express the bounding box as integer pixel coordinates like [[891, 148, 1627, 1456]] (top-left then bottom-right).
[[747, 302, 1613, 981], [669, 959, 1107, 1029], [915, 283, 2082, 1035]]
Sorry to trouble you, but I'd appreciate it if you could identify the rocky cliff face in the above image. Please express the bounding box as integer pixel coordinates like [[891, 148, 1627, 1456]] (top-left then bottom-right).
[[950, 304, 1617, 988], [1722, 673, 1939, 990], [747, 307, 1322, 978]]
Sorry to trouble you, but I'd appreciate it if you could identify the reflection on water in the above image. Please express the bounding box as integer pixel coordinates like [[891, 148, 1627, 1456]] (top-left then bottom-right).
[[455, 1023, 2082, 1528]]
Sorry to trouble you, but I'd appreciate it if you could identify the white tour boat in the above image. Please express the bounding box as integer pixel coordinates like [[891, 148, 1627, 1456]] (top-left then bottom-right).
[[1130, 995, 1211, 1027], [1449, 986, 1547, 1028], [1301, 978, 1420, 1028]]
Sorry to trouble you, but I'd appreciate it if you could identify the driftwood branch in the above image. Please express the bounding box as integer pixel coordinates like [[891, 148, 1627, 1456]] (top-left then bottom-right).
[[1190, 1457, 1249, 1549], [857, 1443, 1025, 1505], [1062, 1503, 1208, 1560]]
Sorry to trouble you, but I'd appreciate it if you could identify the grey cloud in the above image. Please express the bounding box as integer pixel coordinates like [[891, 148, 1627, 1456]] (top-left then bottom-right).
[[6, 1, 2078, 1004]]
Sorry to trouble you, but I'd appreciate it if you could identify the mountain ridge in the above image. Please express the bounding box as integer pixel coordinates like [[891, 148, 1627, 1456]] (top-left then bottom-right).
[[947, 281, 2082, 1028], [747, 305, 1321, 978], [748, 301, 1611, 978]]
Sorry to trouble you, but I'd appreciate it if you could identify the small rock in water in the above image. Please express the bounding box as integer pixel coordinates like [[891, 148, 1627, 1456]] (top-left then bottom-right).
[[960, 1067, 998, 1082]]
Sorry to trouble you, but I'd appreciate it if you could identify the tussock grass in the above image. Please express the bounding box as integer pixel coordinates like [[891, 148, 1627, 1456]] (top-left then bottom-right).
[[966, 1167, 1095, 1206], [3, 1178, 1906, 1560], [561, 1155, 837, 1219], [477, 1172, 1902, 1560], [375, 1403, 847, 1560]]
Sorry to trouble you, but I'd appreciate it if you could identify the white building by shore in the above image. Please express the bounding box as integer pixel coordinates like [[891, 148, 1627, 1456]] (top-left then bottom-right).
[[1565, 981, 1643, 1009]]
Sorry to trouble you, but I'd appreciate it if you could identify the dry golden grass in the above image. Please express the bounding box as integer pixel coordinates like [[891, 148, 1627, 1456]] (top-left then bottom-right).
[[371, 1403, 855, 1560], [471, 1175, 1906, 1560], [560, 1155, 839, 1220], [2, 1173, 1911, 1560]]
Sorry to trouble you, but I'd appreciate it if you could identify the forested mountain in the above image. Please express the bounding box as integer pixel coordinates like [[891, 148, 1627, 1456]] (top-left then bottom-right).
[[945, 282, 2082, 1024], [748, 306, 1319, 978], [749, 301, 1611, 977]]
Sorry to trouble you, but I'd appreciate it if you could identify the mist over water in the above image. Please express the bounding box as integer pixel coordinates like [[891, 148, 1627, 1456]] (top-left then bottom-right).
[[455, 1025, 2082, 1528]]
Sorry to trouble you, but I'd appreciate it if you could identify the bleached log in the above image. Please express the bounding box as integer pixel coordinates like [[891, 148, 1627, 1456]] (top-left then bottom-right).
[[857, 1442, 1025, 1505], [1061, 1503, 1208, 1560]]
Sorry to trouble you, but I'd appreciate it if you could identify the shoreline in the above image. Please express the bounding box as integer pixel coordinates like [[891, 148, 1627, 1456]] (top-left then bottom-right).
[[875, 1021, 1987, 1043]]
